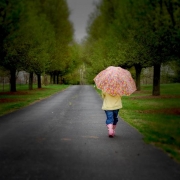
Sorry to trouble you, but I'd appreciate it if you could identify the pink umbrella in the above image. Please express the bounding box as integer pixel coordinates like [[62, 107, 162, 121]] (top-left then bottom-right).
[[94, 66, 136, 96]]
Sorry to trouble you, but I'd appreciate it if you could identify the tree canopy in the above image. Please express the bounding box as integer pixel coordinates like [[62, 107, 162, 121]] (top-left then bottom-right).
[[84, 0, 180, 95], [0, 0, 76, 91]]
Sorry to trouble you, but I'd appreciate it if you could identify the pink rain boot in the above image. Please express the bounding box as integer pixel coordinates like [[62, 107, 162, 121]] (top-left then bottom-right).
[[107, 124, 114, 137], [113, 125, 116, 136]]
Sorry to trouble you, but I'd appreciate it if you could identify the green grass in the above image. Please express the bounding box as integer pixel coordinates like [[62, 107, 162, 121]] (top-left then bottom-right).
[[120, 83, 180, 163], [95, 84, 180, 163], [0, 84, 69, 116]]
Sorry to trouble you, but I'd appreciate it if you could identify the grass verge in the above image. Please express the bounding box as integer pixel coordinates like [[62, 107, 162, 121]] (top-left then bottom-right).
[[95, 83, 180, 163], [120, 83, 180, 163], [0, 84, 69, 117]]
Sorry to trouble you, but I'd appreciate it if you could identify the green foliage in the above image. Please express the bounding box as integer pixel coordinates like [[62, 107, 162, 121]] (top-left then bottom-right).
[[0, 0, 76, 91], [172, 61, 180, 82], [41, 0, 74, 74], [0, 66, 9, 77], [85, 0, 180, 91], [0, 0, 26, 69], [63, 69, 80, 85]]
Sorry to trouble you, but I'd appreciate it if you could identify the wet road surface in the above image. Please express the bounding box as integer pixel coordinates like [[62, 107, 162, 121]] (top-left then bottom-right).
[[0, 85, 180, 180]]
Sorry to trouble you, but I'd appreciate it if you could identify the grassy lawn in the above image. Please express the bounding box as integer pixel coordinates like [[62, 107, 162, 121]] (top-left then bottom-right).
[[120, 83, 180, 163], [0, 84, 69, 116]]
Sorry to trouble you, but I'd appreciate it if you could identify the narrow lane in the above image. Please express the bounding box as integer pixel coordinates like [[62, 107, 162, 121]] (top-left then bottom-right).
[[0, 85, 180, 180]]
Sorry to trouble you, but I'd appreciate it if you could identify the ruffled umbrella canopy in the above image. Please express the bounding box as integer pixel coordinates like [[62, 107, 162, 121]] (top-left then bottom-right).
[[94, 66, 136, 96]]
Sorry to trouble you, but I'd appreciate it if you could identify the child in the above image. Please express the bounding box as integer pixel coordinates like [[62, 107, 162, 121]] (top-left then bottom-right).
[[102, 91, 122, 137]]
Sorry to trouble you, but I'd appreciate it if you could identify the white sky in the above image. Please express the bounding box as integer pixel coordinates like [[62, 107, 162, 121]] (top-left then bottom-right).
[[66, 0, 100, 42]]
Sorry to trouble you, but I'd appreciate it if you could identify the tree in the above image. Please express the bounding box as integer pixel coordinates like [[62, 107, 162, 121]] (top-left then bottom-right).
[[85, 0, 180, 95], [40, 0, 74, 84], [138, 0, 180, 95], [0, 0, 74, 91], [18, 0, 55, 89], [0, 0, 26, 92]]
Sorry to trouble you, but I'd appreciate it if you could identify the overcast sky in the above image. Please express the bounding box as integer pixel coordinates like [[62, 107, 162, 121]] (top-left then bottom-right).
[[66, 0, 100, 42]]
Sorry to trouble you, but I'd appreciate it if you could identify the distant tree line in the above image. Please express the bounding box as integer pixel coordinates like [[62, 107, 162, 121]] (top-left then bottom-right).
[[0, 0, 80, 92], [84, 0, 180, 95]]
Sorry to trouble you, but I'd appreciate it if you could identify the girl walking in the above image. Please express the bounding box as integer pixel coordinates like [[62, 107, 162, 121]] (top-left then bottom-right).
[[102, 91, 122, 137]]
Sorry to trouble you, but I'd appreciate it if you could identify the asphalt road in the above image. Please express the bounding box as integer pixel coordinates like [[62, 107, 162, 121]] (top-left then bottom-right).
[[0, 85, 180, 180]]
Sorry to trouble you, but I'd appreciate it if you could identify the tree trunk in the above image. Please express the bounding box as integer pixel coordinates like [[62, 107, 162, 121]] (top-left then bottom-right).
[[134, 64, 142, 91], [29, 72, 33, 90], [43, 74, 48, 86], [56, 74, 59, 84], [50, 73, 53, 84], [53, 73, 56, 84], [10, 68, 16, 92], [153, 64, 161, 96], [37, 74, 41, 88], [60, 76, 63, 84]]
